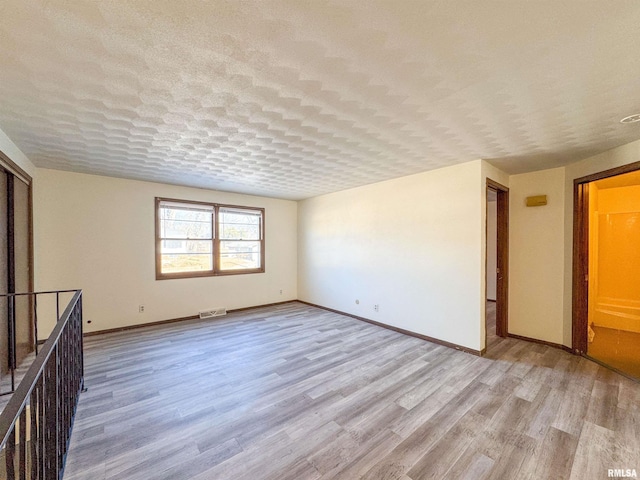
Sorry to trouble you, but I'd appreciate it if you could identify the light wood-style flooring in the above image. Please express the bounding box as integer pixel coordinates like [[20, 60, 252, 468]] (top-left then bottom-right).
[[63, 302, 640, 479]]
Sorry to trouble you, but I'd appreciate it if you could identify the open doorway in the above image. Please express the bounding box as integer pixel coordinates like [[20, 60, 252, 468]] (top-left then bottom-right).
[[486, 179, 509, 352], [486, 189, 498, 344], [573, 161, 640, 380], [0, 153, 34, 394]]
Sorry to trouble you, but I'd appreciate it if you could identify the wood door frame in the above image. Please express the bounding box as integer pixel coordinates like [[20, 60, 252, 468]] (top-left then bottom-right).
[[572, 160, 640, 353], [487, 178, 509, 339]]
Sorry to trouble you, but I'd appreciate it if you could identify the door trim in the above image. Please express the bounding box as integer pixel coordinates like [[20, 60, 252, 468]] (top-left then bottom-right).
[[487, 178, 509, 339], [572, 160, 640, 353]]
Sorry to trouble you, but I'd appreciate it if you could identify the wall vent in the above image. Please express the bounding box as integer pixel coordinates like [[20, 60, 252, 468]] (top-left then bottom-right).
[[199, 307, 227, 319]]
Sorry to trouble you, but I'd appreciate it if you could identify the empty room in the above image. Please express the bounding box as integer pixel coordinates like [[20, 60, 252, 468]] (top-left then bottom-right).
[[1, 1, 639, 479]]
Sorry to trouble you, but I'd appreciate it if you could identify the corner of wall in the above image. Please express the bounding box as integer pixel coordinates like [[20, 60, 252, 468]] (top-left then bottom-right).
[[0, 127, 37, 179]]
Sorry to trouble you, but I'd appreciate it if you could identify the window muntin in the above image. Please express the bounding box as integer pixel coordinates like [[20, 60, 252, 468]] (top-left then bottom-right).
[[155, 198, 264, 279]]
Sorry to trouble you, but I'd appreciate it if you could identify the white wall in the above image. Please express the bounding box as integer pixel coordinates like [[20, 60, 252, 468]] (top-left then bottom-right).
[[298, 160, 487, 352], [0, 127, 36, 179], [33, 169, 297, 337], [508, 167, 565, 344], [486, 199, 497, 301]]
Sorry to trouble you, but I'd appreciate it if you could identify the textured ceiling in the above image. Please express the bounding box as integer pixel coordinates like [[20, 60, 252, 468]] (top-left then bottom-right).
[[1, 1, 640, 200]]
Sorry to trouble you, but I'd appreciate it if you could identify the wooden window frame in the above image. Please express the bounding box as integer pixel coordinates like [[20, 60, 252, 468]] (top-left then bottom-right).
[[155, 197, 265, 280]]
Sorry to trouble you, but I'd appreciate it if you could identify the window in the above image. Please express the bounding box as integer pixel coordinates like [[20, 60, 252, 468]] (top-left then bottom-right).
[[155, 198, 264, 279], [218, 207, 263, 271]]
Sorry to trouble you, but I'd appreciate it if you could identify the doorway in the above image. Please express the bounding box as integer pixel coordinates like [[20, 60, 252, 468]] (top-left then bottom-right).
[[0, 151, 34, 390], [486, 179, 509, 352], [573, 162, 640, 380]]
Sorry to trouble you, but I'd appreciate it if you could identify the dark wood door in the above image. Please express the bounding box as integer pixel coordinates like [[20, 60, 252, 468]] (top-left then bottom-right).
[[0, 167, 33, 377], [13, 177, 32, 363]]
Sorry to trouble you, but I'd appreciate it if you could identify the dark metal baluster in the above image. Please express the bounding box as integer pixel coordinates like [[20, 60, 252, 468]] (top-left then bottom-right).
[[70, 312, 76, 402], [55, 344, 62, 478], [6, 425, 16, 480], [55, 293, 59, 323], [75, 306, 81, 395], [38, 376, 45, 480], [30, 388, 38, 480], [9, 295, 16, 392], [76, 303, 81, 390], [64, 331, 69, 462], [60, 328, 66, 461], [67, 324, 73, 447], [44, 353, 56, 480], [33, 295, 38, 356], [57, 332, 63, 465], [60, 329, 67, 461], [79, 296, 85, 392], [19, 408, 26, 480]]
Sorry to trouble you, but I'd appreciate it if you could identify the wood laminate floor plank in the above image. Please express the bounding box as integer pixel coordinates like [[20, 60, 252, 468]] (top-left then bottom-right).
[[63, 302, 640, 480]]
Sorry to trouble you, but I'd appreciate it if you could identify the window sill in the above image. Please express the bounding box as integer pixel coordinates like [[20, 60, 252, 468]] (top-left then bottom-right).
[[156, 268, 265, 280]]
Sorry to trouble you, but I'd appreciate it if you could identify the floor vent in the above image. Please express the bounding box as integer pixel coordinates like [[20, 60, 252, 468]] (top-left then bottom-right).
[[199, 308, 227, 319]]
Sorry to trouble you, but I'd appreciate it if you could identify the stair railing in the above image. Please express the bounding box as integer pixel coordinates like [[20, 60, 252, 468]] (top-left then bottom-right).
[[0, 290, 84, 479]]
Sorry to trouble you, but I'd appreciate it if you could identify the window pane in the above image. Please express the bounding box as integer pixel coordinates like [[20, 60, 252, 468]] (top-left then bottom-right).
[[219, 210, 261, 240], [160, 207, 212, 239], [161, 239, 212, 273], [219, 241, 261, 270], [220, 223, 260, 240]]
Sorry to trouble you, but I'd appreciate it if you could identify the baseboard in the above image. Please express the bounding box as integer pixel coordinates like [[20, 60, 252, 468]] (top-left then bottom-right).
[[507, 333, 574, 354], [83, 300, 297, 337], [298, 300, 484, 356], [226, 300, 298, 314], [84, 314, 199, 336]]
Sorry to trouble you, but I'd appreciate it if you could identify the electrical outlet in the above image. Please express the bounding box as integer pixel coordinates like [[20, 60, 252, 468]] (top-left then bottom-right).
[[139, 305, 145, 313], [279, 289, 283, 295], [374, 304, 379, 312]]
